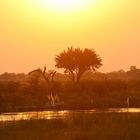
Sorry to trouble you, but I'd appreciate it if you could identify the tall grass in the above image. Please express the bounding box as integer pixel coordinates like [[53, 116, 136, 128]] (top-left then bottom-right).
[[0, 113, 140, 140]]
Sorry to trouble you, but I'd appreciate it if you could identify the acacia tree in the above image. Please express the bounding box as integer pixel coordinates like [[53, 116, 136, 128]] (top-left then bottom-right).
[[55, 47, 102, 83]]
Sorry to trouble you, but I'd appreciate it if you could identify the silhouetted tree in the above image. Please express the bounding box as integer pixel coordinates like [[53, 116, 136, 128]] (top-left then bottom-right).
[[130, 66, 137, 71], [28, 66, 56, 86], [55, 47, 102, 83], [28, 66, 58, 105]]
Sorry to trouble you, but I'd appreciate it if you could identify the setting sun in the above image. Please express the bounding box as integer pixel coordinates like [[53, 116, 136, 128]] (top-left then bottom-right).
[[1, 0, 140, 139], [0, 0, 140, 73], [28, 0, 95, 13], [47, 0, 86, 11]]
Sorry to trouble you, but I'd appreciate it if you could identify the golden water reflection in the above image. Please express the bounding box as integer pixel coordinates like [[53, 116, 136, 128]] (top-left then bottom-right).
[[0, 108, 140, 122]]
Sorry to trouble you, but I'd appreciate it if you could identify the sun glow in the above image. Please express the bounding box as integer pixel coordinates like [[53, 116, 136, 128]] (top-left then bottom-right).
[[47, 0, 86, 11], [29, 0, 97, 13]]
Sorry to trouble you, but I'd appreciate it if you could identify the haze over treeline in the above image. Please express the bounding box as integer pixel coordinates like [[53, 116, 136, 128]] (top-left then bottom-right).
[[0, 66, 140, 82]]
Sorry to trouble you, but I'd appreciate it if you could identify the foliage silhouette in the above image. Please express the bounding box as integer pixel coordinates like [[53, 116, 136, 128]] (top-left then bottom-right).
[[28, 66, 59, 105], [55, 47, 102, 83]]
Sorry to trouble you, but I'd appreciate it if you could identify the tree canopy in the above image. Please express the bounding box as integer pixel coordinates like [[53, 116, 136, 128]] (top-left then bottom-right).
[[55, 47, 102, 83]]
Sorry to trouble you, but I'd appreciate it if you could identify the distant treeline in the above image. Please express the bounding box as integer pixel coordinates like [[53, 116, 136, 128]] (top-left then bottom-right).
[[0, 66, 140, 81], [0, 66, 140, 113]]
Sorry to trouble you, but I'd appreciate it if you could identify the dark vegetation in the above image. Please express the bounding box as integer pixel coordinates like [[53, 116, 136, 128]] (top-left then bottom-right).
[[55, 47, 102, 83], [0, 113, 140, 140], [0, 66, 140, 113], [0, 48, 140, 113]]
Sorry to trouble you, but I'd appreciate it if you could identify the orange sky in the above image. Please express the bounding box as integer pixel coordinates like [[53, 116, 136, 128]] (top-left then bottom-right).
[[0, 0, 140, 74]]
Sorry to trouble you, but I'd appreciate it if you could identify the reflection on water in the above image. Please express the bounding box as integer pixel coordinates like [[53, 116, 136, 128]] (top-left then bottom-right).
[[0, 108, 140, 122], [0, 111, 68, 122]]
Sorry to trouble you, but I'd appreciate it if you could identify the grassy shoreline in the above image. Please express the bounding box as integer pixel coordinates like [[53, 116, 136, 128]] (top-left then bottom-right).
[[0, 113, 140, 140]]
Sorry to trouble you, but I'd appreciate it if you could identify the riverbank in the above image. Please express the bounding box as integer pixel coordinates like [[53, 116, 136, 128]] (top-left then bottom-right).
[[0, 113, 140, 140]]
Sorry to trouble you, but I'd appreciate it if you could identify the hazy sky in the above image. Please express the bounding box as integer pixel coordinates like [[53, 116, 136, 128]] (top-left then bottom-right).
[[0, 0, 140, 74]]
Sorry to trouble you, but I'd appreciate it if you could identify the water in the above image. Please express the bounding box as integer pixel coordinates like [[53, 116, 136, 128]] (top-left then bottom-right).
[[0, 108, 140, 122]]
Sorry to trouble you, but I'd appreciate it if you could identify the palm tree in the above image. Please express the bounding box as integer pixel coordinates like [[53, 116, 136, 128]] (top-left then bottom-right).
[[55, 47, 102, 83]]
